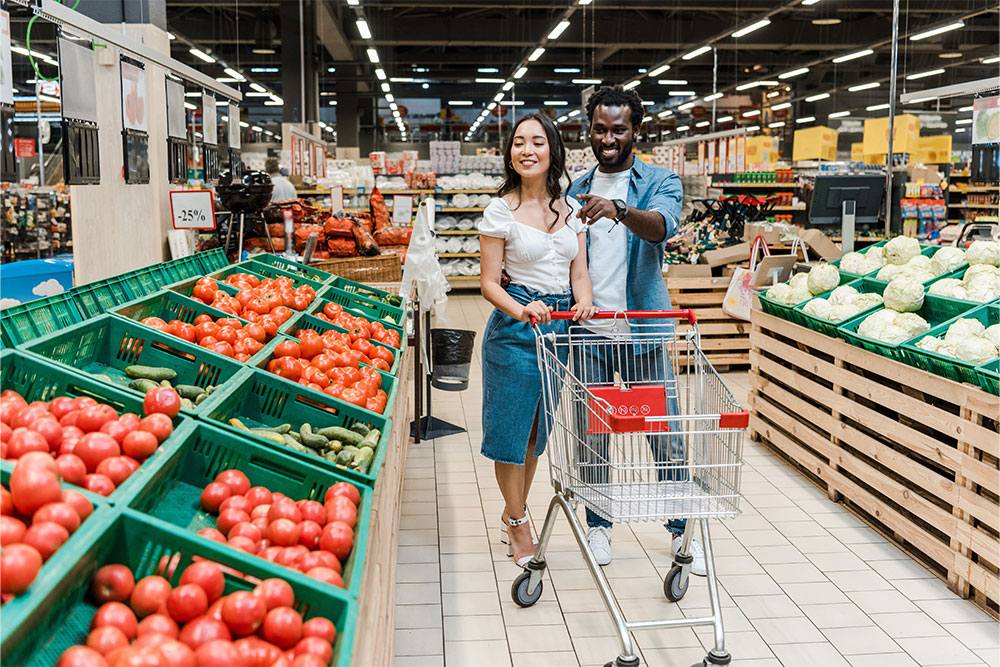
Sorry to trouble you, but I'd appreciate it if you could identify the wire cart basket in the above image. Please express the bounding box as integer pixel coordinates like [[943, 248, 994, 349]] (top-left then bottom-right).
[[511, 310, 748, 667]]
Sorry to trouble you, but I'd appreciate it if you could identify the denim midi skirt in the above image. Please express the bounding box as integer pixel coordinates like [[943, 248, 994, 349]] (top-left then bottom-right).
[[481, 283, 572, 465]]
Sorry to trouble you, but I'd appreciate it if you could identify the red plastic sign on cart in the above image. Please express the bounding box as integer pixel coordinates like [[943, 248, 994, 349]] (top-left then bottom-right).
[[14, 138, 35, 158], [169, 190, 216, 229]]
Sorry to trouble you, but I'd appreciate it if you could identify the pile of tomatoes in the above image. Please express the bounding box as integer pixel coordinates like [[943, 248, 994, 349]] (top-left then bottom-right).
[[1, 453, 95, 597], [141, 313, 277, 362], [0, 389, 176, 497], [313, 301, 401, 350], [265, 336, 389, 414], [56, 560, 338, 667], [190, 274, 317, 319], [198, 470, 359, 590]]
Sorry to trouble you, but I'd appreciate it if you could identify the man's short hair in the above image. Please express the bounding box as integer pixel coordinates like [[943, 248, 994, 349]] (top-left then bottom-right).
[[264, 157, 280, 174], [586, 85, 645, 129]]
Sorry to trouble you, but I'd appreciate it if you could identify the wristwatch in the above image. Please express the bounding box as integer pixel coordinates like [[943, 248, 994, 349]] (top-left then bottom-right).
[[612, 199, 628, 222]]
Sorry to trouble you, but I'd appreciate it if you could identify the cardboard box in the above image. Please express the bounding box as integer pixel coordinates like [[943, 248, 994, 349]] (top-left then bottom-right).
[[851, 142, 865, 161], [798, 229, 842, 261], [864, 153, 886, 166], [907, 164, 942, 184], [746, 136, 780, 167], [664, 264, 712, 279], [699, 242, 751, 267], [914, 135, 953, 165], [862, 114, 921, 156], [743, 223, 781, 245], [792, 126, 838, 162], [336, 147, 361, 160]]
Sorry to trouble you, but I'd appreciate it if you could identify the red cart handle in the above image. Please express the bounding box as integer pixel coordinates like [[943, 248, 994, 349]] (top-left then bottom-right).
[[542, 310, 697, 325]]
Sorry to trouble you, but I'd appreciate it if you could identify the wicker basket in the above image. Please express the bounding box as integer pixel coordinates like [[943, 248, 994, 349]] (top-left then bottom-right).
[[310, 253, 402, 283]]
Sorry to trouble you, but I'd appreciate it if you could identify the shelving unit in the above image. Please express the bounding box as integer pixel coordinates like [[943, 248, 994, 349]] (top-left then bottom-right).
[[1, 188, 73, 261], [944, 176, 999, 224]]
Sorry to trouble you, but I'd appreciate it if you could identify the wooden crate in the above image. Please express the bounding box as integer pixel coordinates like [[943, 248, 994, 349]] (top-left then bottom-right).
[[666, 275, 750, 369], [748, 308, 1000, 617]]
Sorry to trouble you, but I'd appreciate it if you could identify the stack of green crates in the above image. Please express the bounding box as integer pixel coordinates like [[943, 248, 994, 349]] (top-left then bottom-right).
[[901, 303, 999, 388]]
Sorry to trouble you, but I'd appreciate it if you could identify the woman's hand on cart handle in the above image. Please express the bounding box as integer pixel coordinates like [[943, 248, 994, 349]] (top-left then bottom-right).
[[569, 302, 600, 322], [522, 301, 554, 325], [549, 310, 698, 325]]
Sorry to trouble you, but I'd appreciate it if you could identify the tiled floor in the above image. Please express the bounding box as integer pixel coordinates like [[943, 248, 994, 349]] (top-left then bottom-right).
[[394, 293, 999, 667]]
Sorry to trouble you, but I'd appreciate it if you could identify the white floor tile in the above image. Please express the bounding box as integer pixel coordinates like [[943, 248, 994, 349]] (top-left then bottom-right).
[[823, 625, 902, 655]]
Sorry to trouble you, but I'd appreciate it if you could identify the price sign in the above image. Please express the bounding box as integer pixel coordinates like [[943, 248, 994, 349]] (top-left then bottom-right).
[[392, 194, 414, 225], [169, 190, 216, 230], [14, 138, 35, 158], [330, 185, 344, 212], [228, 103, 241, 149], [202, 94, 217, 145]]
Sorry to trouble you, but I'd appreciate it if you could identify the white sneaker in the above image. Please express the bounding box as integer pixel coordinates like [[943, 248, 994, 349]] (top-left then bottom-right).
[[587, 526, 613, 566], [672, 535, 707, 576]]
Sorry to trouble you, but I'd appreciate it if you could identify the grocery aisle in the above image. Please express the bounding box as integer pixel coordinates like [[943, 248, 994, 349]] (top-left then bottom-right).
[[394, 293, 1000, 667]]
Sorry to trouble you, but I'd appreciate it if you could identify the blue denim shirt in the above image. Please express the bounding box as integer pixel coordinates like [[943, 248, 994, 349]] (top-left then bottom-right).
[[567, 157, 683, 335]]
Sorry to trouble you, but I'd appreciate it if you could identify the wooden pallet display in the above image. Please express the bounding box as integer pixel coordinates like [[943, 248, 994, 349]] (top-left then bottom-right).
[[665, 275, 750, 370], [748, 308, 1000, 617]]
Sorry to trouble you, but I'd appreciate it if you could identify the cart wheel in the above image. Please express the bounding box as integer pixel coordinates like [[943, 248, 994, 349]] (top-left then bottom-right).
[[664, 565, 689, 601], [603, 657, 640, 667], [511, 572, 543, 608]]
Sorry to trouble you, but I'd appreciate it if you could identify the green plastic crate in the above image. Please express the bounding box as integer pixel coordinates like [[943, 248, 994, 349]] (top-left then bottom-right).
[[900, 303, 999, 387], [838, 294, 978, 363], [0, 293, 85, 347], [196, 247, 231, 273], [214, 262, 328, 293], [791, 278, 887, 339], [0, 467, 115, 648], [199, 367, 392, 488], [311, 284, 406, 328], [830, 239, 888, 280], [70, 277, 138, 319], [117, 266, 169, 301], [124, 421, 371, 597], [976, 358, 999, 395], [167, 274, 239, 301], [158, 255, 206, 283], [0, 350, 197, 505], [923, 264, 999, 308], [285, 311, 403, 376], [249, 333, 399, 416], [249, 253, 335, 283], [784, 271, 860, 329], [328, 274, 401, 305], [22, 314, 244, 415], [0, 510, 357, 667], [114, 289, 250, 330]]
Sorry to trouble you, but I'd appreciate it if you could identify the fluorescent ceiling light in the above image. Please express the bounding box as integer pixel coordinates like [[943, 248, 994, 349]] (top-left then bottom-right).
[[910, 21, 964, 41], [264, 100, 282, 106], [239, 121, 249, 128], [717, 115, 733, 122], [746, 125, 761, 131], [955, 127, 966, 133], [679, 102, 696, 110], [494, 93, 504, 101], [955, 118, 973, 124], [223, 68, 244, 81], [215, 99, 228, 106], [375, 68, 386, 80], [648, 64, 670, 77], [215, 77, 239, 83], [184, 92, 201, 98], [327, 67, 336, 73], [449, 100, 473, 106], [771, 102, 791, 110], [642, 116, 652, 123], [346, 0, 358, 5], [389, 77, 414, 83], [573, 79, 602, 85], [866, 103, 890, 111], [641, 100, 654, 106], [848, 81, 880, 92], [732, 19, 771, 39], [487, 102, 497, 110], [906, 68, 945, 80], [385, 94, 394, 102], [696, 120, 710, 127], [245, 92, 271, 97], [568, 109, 581, 117], [184, 102, 197, 110], [478, 67, 499, 73], [544, 101, 568, 106], [249, 83, 267, 93], [167, 32, 176, 40], [329, 100, 338, 106], [579, 0, 593, 5], [557, 116, 567, 123], [657, 79, 688, 85], [528, 48, 545, 62], [676, 125, 690, 131], [269, 95, 282, 105], [189, 48, 215, 63], [959, 105, 973, 112], [743, 109, 761, 117], [779, 67, 809, 80], [623, 81, 640, 90], [251, 125, 262, 132], [514, 67, 528, 79], [506, 101, 525, 106], [548, 20, 571, 40], [251, 67, 278, 73], [366, 48, 379, 63], [389, 102, 398, 110], [356, 19, 371, 39], [768, 121, 785, 128], [670, 90, 696, 96], [829, 110, 851, 118], [682, 46, 711, 61], [806, 92, 830, 102], [503, 81, 515, 91], [833, 49, 873, 63], [982, 56, 1000, 65], [704, 92, 723, 101], [263, 130, 274, 136], [476, 78, 504, 84], [736, 80, 778, 91], [767, 91, 781, 98], [554, 67, 581, 73], [657, 110, 673, 118], [381, 82, 390, 92], [796, 116, 815, 124]]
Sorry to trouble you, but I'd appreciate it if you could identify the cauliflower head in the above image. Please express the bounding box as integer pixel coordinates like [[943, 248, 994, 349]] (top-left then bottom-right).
[[807, 263, 841, 295], [885, 236, 921, 265], [883, 278, 924, 313]]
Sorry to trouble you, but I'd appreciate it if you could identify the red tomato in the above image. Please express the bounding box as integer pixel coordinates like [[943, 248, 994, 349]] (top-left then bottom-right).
[[154, 640, 195, 667], [98, 420, 131, 447], [323, 384, 344, 400], [138, 414, 173, 444], [22, 521, 68, 560], [33, 501, 82, 533], [271, 306, 294, 325], [140, 317, 169, 331], [95, 456, 134, 487], [258, 317, 279, 340], [199, 482, 232, 514], [302, 617, 336, 643], [370, 358, 391, 373], [0, 487, 13, 516], [166, 584, 208, 623], [322, 303, 343, 319], [266, 498, 302, 524], [122, 430, 158, 460], [298, 335, 324, 360], [261, 607, 303, 650], [87, 625, 130, 655], [62, 489, 93, 521], [218, 496, 251, 515], [305, 566, 344, 588], [10, 457, 62, 514], [192, 282, 217, 304], [267, 519, 300, 547], [319, 522, 354, 561], [221, 590, 268, 636], [294, 635, 333, 663], [193, 313, 213, 326], [177, 615, 231, 650], [273, 341, 300, 359], [130, 576, 173, 618], [57, 646, 111, 667], [296, 499, 326, 524], [198, 336, 219, 349], [180, 562, 225, 603], [354, 379, 378, 400], [297, 521, 322, 550], [82, 474, 116, 497], [173, 323, 197, 343], [216, 507, 251, 534], [74, 404, 116, 434], [194, 639, 240, 665], [245, 487, 272, 508], [325, 496, 358, 528], [90, 565, 135, 605], [197, 527, 226, 543], [325, 481, 361, 507], [55, 454, 88, 485], [74, 433, 121, 473], [252, 578, 294, 611], [214, 470, 250, 496], [137, 614, 179, 639], [0, 543, 42, 594], [143, 388, 181, 419], [0, 515, 27, 545], [215, 326, 238, 346], [339, 388, 367, 409], [193, 322, 219, 342], [91, 601, 138, 640], [133, 632, 172, 650], [274, 357, 302, 382], [208, 341, 235, 358]]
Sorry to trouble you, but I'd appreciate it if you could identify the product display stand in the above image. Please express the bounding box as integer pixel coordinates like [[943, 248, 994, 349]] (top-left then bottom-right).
[[410, 299, 466, 442]]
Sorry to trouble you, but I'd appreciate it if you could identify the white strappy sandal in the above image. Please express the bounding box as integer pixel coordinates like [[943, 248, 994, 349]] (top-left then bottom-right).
[[505, 514, 534, 567], [499, 504, 529, 545]]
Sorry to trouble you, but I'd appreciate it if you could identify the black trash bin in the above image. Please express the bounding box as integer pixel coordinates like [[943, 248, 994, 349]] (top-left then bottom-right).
[[430, 328, 477, 391]]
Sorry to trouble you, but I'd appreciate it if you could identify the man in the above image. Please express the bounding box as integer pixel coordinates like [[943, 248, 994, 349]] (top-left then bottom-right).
[[265, 158, 298, 203], [567, 85, 705, 574]]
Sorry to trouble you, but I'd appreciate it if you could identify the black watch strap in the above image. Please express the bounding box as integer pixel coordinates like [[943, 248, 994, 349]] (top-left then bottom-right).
[[613, 199, 628, 221]]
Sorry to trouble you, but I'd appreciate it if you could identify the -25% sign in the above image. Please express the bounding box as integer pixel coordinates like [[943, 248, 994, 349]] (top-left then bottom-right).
[[169, 190, 216, 230]]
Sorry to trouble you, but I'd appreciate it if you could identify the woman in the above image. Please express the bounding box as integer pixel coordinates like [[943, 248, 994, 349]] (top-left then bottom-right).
[[479, 113, 598, 566]]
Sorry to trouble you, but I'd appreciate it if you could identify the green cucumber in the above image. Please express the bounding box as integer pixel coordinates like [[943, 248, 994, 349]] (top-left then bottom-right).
[[317, 426, 363, 446], [349, 422, 370, 437], [326, 440, 343, 454], [125, 365, 177, 382], [300, 424, 328, 450], [180, 397, 195, 411], [258, 423, 291, 434], [359, 429, 381, 449], [351, 446, 374, 468], [228, 418, 251, 432], [335, 449, 356, 466], [194, 392, 209, 405], [128, 378, 160, 393], [250, 429, 287, 445], [175, 385, 205, 400], [323, 451, 340, 464], [283, 434, 308, 452]]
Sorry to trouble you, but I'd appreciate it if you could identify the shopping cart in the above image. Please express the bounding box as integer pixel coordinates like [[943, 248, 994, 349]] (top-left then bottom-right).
[[511, 310, 748, 667]]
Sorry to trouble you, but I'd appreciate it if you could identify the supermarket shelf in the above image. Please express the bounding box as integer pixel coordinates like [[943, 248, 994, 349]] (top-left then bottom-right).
[[439, 252, 480, 258], [949, 203, 999, 209], [446, 275, 482, 288], [711, 182, 802, 189], [436, 230, 479, 235], [773, 206, 806, 211], [437, 207, 485, 212], [949, 187, 1000, 193]]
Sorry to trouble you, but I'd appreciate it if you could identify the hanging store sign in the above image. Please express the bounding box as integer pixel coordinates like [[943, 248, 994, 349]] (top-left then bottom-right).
[[1, 8, 12, 107], [121, 57, 149, 184], [392, 194, 414, 225], [58, 36, 100, 184], [972, 95, 999, 145], [170, 190, 216, 230], [201, 93, 219, 183], [165, 78, 188, 184]]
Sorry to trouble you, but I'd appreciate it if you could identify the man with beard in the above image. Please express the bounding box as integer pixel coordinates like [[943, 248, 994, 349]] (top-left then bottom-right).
[[566, 85, 700, 572]]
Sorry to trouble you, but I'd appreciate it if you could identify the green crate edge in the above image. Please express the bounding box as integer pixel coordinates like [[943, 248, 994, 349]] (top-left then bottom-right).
[[249, 253, 336, 284], [899, 303, 1000, 387], [0, 293, 87, 347]]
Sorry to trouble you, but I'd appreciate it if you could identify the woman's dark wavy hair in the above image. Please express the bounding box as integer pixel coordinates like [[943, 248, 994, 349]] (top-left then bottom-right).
[[497, 112, 571, 230]]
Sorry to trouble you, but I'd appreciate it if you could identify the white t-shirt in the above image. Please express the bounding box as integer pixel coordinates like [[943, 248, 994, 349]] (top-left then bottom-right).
[[269, 174, 298, 203], [582, 169, 631, 335], [479, 198, 584, 294]]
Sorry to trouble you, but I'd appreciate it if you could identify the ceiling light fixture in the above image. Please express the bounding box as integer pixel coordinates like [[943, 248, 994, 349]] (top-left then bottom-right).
[[641, 101, 654, 106], [768, 121, 785, 128], [245, 92, 271, 97], [250, 83, 267, 93], [704, 92, 723, 101], [778, 67, 809, 80], [184, 102, 197, 110], [795, 116, 816, 124], [955, 118, 973, 124], [375, 68, 386, 80], [743, 109, 761, 117], [657, 79, 689, 85], [623, 81, 641, 90], [670, 90, 696, 96], [528, 48, 545, 62], [910, 21, 964, 41], [569, 109, 581, 117], [676, 124, 690, 131], [389, 77, 414, 83], [642, 115, 652, 123], [982, 56, 1000, 64], [833, 49, 873, 63], [515, 67, 528, 79], [478, 67, 499, 73], [805, 92, 830, 102], [385, 94, 394, 102], [476, 78, 504, 84], [381, 82, 390, 92], [494, 92, 504, 101], [548, 20, 571, 40], [731, 19, 771, 39], [771, 102, 792, 110], [239, 121, 249, 128], [251, 67, 278, 73], [802, 0, 821, 4], [866, 103, 890, 111], [848, 81, 880, 92], [745, 125, 761, 131], [356, 19, 371, 39], [717, 115, 733, 122], [544, 100, 568, 106], [366, 48, 379, 63], [449, 100, 473, 106], [906, 68, 945, 80], [503, 81, 515, 91], [554, 67, 581, 73], [648, 64, 670, 77], [189, 48, 215, 63], [696, 120, 710, 127], [573, 78, 602, 85], [682, 45, 711, 60], [679, 102, 696, 111], [959, 105, 973, 112], [767, 91, 781, 98], [223, 68, 244, 81], [657, 110, 673, 118]]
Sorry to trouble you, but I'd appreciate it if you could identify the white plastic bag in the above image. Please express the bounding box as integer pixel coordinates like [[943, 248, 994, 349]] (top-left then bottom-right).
[[400, 198, 450, 314]]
